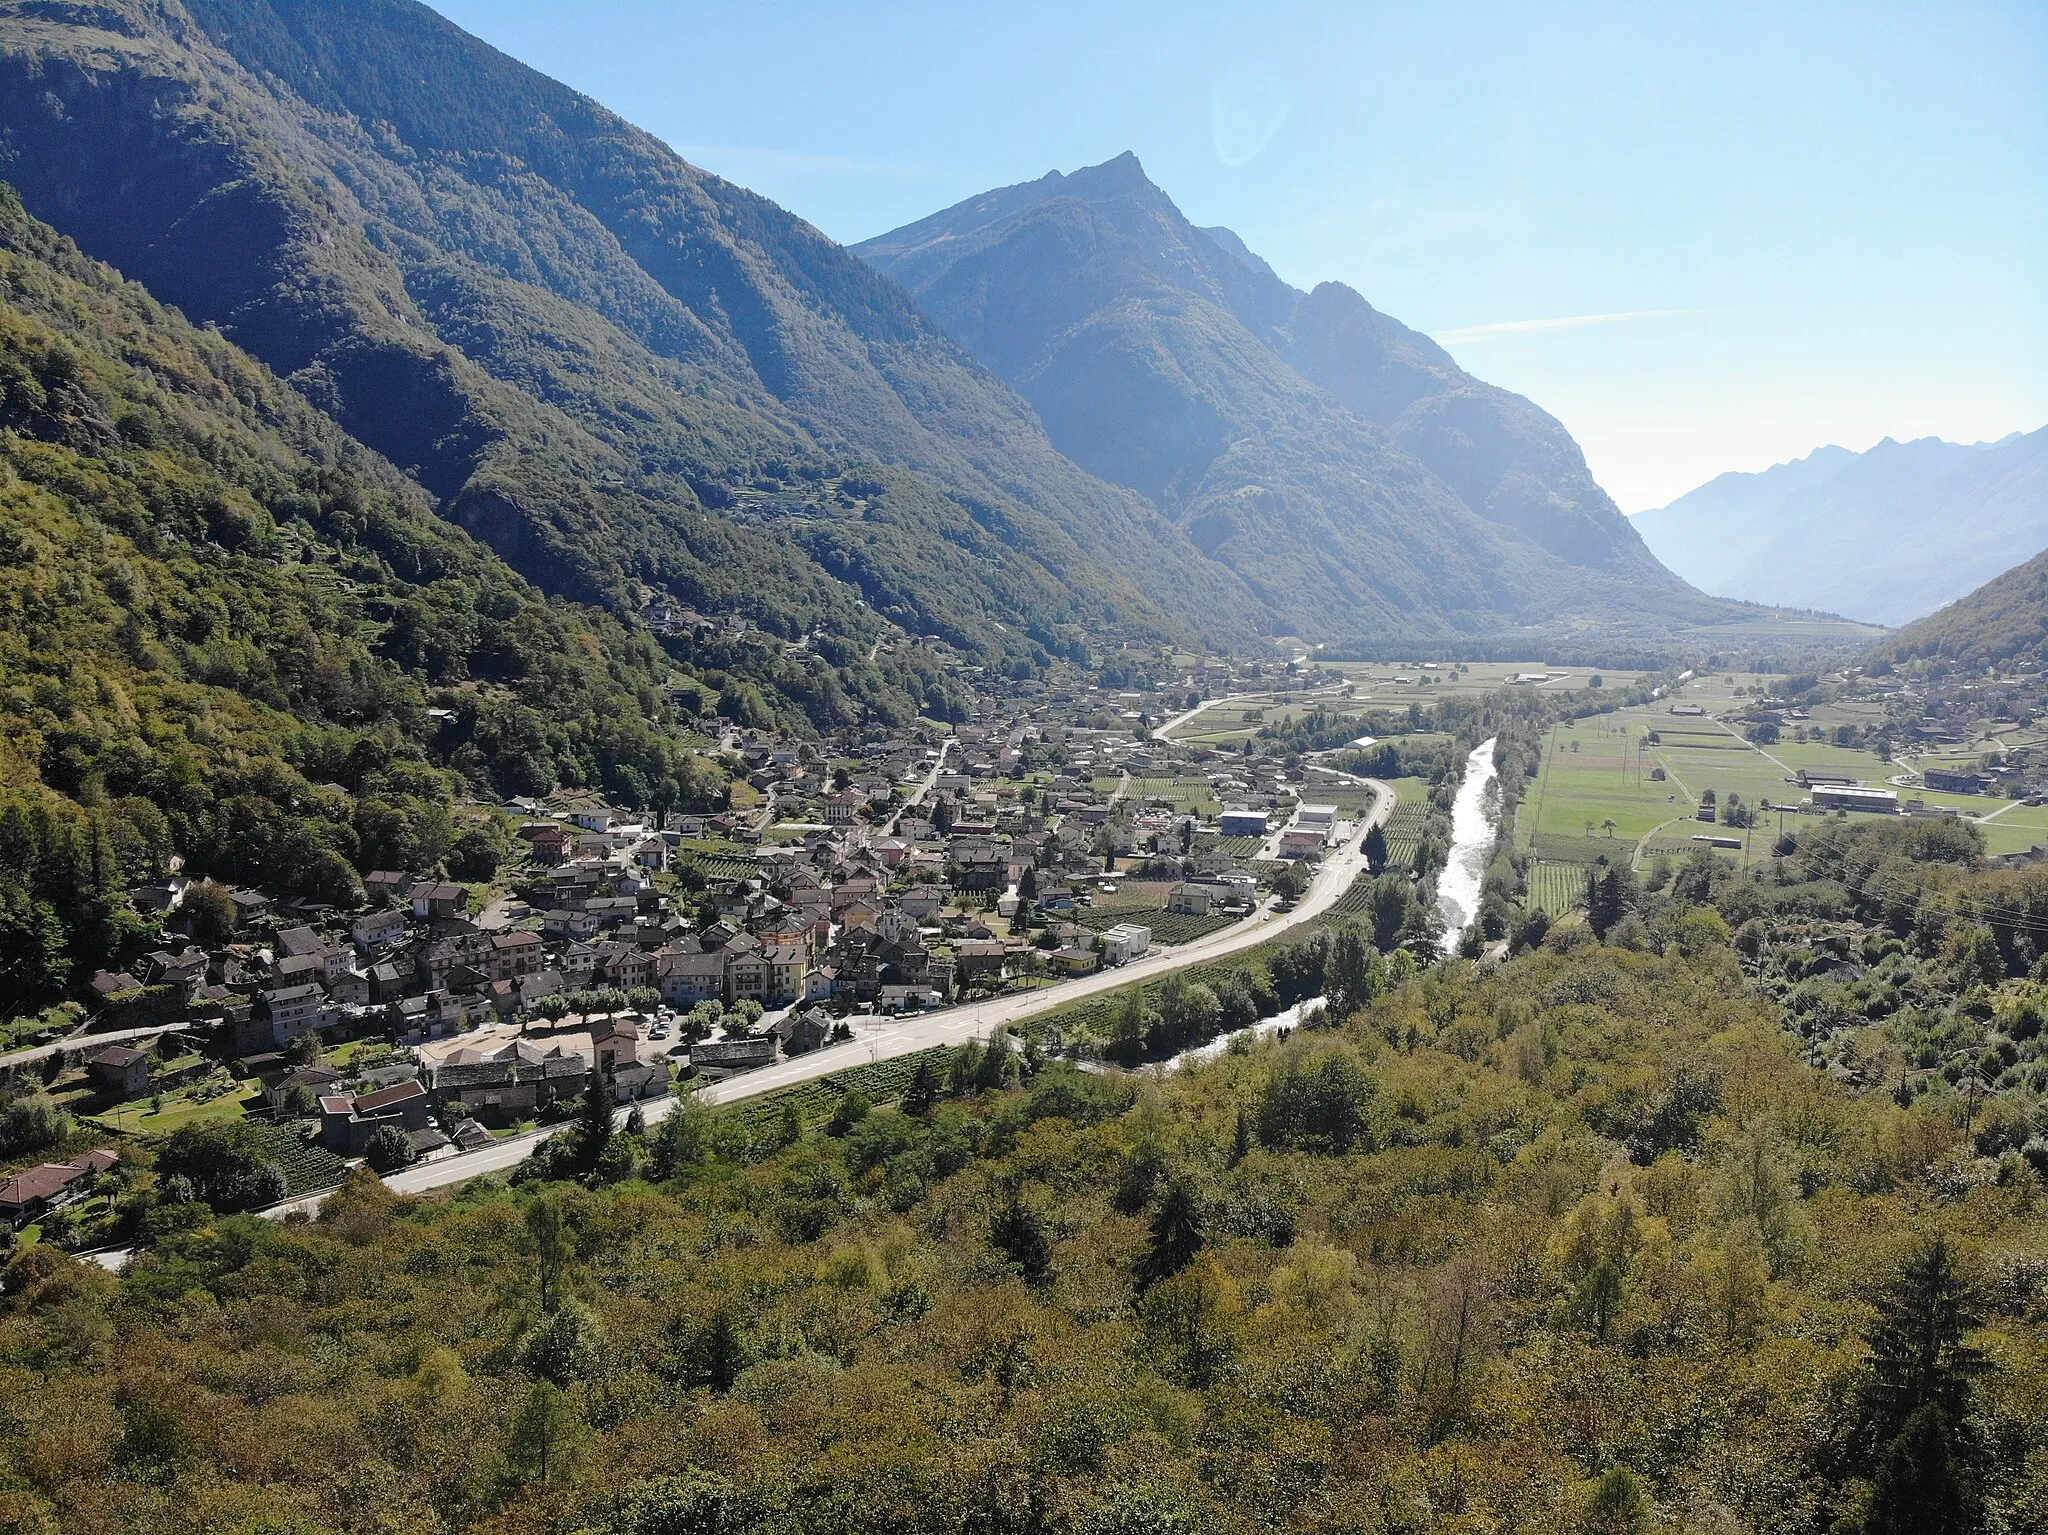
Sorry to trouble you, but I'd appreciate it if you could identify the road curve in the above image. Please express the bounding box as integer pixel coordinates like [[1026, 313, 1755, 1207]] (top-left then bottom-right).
[[298, 779, 1397, 1206]]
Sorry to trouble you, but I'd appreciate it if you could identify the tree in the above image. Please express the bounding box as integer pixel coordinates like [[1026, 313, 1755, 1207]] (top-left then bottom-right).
[[1849, 1234, 1988, 1533], [1863, 1406, 1983, 1535], [903, 1056, 941, 1116], [825, 1088, 871, 1136], [576, 1068, 614, 1176], [504, 1380, 585, 1486], [1362, 822, 1389, 873], [697, 1310, 746, 1394], [607, 1470, 743, 1535], [0, 887, 71, 1010], [990, 1188, 1053, 1280], [646, 1095, 709, 1179], [363, 1122, 416, 1174], [1365, 873, 1415, 953], [155, 1121, 287, 1211], [526, 1194, 572, 1313], [518, 1300, 600, 1386], [0, 1092, 72, 1157], [1139, 1254, 1240, 1388], [185, 880, 237, 945], [1582, 1466, 1648, 1534], [1137, 1177, 1205, 1289]]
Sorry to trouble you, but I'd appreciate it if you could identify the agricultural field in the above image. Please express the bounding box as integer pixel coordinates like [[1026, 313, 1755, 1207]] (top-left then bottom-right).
[[1324, 660, 1650, 708], [1506, 666, 2048, 871], [1086, 880, 1176, 913], [1525, 861, 1590, 917], [1380, 795, 1432, 870], [714, 1047, 954, 1151], [676, 840, 759, 880], [1126, 776, 1223, 816], [1201, 834, 1267, 857], [249, 1122, 349, 1198]]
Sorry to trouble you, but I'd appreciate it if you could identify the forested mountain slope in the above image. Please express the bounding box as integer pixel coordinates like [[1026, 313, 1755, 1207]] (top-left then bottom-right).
[[1634, 429, 2048, 625], [858, 154, 1723, 642], [1869, 541, 2048, 670], [0, 181, 762, 1010], [0, 0, 1272, 657]]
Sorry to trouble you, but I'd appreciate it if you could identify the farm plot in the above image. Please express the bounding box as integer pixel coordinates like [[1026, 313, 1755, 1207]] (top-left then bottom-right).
[[1074, 908, 1241, 944], [716, 1048, 954, 1151], [247, 1123, 348, 1198], [1203, 834, 1266, 857], [1127, 778, 1222, 816], [1381, 801, 1429, 870], [1525, 861, 1590, 917], [1518, 719, 1688, 862], [676, 840, 758, 880]]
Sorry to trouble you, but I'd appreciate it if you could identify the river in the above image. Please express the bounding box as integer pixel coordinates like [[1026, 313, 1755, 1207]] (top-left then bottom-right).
[[1435, 735, 1500, 945], [1166, 994, 1328, 1071]]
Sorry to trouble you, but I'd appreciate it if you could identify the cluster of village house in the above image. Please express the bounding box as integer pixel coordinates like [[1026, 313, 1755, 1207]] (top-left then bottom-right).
[[31, 665, 1351, 1171]]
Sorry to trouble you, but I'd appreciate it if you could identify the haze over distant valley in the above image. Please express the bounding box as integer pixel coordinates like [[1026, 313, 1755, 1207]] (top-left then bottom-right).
[[1632, 427, 2048, 626]]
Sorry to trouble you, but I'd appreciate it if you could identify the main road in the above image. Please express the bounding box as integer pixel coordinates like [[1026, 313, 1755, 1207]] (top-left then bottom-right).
[[293, 778, 1395, 1205]]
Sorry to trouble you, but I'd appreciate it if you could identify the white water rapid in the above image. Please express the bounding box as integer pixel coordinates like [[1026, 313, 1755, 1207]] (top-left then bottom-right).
[[1435, 736, 1500, 946]]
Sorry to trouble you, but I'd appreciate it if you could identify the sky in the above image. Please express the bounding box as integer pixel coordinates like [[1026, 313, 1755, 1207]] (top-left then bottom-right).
[[426, 0, 2047, 512]]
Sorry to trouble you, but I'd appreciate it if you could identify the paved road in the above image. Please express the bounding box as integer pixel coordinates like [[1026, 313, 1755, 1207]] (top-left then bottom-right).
[[342, 776, 1395, 1202], [882, 738, 952, 836], [0, 1022, 193, 1073]]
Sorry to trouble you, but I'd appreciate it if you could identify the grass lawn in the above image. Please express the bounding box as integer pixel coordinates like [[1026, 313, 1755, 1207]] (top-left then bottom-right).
[[103, 1078, 259, 1137]]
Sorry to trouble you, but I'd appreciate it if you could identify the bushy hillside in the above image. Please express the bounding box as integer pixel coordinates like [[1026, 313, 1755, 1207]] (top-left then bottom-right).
[[3, 938, 2041, 1533], [1634, 430, 2048, 626], [857, 154, 1725, 646], [0, 0, 1271, 658], [0, 182, 738, 1012]]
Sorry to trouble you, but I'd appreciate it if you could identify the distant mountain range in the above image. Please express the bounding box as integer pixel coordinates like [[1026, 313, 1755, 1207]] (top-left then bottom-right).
[[856, 153, 1732, 646], [1632, 429, 2048, 626]]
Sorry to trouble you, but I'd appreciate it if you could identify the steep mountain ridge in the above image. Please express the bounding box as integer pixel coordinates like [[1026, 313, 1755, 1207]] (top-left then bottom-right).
[[0, 0, 1270, 657], [0, 179, 758, 1007], [857, 153, 1679, 589], [1634, 429, 2048, 625]]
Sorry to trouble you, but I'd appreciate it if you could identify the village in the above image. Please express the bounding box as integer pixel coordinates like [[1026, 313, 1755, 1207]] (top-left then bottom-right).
[[1, 653, 1385, 1232]]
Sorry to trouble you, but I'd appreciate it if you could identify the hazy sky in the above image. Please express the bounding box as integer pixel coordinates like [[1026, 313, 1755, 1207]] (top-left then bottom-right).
[[427, 0, 2046, 512]]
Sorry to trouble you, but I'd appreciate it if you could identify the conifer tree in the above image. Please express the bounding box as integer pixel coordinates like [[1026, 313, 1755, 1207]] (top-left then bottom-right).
[[1850, 1234, 1987, 1534], [1137, 1177, 1206, 1290], [576, 1068, 614, 1176]]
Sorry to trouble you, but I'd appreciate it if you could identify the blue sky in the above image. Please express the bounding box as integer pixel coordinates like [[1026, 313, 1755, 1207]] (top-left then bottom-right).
[[427, 1, 2046, 512]]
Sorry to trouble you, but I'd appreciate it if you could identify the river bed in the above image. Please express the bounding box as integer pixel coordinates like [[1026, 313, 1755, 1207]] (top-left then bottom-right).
[[1166, 994, 1328, 1071], [1435, 735, 1500, 944]]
